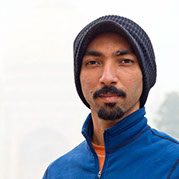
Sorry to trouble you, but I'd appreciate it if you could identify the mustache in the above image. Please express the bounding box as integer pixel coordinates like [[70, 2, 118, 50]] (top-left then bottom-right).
[[93, 86, 126, 99]]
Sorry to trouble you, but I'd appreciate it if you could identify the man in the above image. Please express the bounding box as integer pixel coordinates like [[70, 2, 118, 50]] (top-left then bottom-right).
[[43, 15, 179, 179]]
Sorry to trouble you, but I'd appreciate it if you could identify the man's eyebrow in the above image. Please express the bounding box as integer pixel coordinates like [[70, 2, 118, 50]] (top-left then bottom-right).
[[115, 50, 134, 56], [84, 50, 102, 57]]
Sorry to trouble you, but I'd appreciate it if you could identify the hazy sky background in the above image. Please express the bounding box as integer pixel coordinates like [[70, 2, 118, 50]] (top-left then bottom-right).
[[0, 0, 179, 178]]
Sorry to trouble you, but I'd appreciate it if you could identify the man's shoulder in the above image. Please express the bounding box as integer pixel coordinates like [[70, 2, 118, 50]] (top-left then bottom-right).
[[137, 127, 179, 178], [149, 127, 179, 144], [148, 127, 179, 155], [51, 140, 87, 167], [42, 140, 88, 178]]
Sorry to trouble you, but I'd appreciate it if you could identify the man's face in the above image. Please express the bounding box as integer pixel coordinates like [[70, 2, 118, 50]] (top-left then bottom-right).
[[80, 32, 143, 121]]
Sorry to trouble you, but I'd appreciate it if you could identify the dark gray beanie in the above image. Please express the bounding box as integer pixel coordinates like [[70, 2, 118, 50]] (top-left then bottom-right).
[[74, 15, 156, 108]]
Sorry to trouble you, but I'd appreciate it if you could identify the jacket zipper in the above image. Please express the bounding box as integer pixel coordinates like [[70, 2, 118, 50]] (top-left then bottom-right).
[[98, 171, 102, 178]]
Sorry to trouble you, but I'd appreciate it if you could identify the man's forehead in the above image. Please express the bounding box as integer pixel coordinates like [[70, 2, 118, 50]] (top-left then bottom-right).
[[83, 32, 136, 57], [84, 49, 135, 57]]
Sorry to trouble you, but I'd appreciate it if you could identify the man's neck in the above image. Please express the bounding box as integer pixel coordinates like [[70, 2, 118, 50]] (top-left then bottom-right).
[[91, 111, 123, 146], [90, 103, 140, 146]]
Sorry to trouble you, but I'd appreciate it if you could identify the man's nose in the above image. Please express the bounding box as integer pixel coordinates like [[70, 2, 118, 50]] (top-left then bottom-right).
[[99, 63, 118, 86]]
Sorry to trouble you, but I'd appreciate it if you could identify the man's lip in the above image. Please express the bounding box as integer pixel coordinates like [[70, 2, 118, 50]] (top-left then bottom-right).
[[99, 93, 119, 97], [99, 94, 119, 103]]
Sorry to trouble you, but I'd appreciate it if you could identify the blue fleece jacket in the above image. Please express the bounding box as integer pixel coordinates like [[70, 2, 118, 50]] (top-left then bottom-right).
[[43, 108, 179, 179]]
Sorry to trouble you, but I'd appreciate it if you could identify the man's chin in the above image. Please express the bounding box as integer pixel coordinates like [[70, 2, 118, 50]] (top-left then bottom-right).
[[97, 106, 124, 121], [104, 102, 116, 108]]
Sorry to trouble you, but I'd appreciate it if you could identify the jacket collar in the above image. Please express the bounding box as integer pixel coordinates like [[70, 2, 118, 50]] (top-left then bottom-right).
[[82, 107, 148, 152]]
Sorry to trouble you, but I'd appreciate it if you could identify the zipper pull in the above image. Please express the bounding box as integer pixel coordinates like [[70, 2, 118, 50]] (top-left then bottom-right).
[[98, 171, 102, 178]]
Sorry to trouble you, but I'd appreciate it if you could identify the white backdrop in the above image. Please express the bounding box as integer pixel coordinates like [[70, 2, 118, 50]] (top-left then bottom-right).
[[0, 0, 179, 178]]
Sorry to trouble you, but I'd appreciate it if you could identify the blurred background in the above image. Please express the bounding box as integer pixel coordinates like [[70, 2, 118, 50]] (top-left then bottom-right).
[[0, 0, 179, 178]]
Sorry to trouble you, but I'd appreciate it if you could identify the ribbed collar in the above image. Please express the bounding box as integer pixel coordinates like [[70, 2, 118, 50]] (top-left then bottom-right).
[[82, 107, 148, 152]]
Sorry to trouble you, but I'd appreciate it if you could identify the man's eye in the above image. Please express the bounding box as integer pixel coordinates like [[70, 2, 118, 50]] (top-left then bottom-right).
[[86, 60, 100, 65], [120, 59, 134, 64]]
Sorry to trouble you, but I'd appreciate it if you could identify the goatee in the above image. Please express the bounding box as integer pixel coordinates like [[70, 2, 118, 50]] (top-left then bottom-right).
[[93, 85, 126, 121], [98, 105, 124, 121]]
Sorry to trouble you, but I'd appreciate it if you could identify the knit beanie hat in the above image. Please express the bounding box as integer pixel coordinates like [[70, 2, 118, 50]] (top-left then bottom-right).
[[74, 15, 156, 108]]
